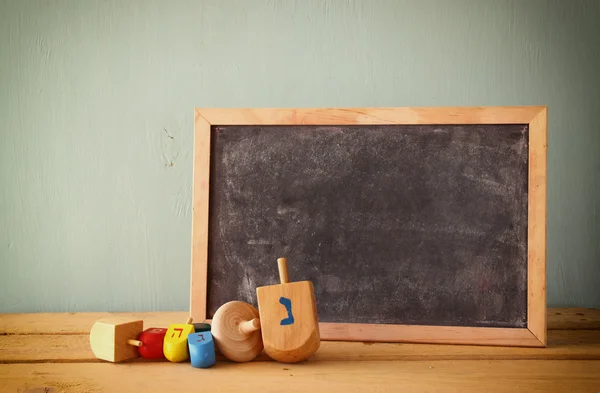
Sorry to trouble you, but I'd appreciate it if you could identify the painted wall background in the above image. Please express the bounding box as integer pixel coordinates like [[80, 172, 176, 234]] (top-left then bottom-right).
[[1, 0, 599, 313]]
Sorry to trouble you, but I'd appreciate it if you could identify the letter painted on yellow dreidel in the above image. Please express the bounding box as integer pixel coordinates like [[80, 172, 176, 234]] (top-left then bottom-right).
[[256, 258, 320, 363], [163, 318, 195, 362]]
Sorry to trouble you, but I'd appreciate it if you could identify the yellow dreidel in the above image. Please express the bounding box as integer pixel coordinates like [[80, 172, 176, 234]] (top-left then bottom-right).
[[89, 317, 144, 362], [163, 317, 195, 362], [256, 257, 320, 363]]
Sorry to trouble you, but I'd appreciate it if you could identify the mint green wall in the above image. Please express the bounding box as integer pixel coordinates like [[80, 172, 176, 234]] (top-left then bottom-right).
[[1, 0, 599, 312]]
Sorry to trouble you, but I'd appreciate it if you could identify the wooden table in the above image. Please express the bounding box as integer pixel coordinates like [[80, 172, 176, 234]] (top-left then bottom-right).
[[1, 308, 599, 392]]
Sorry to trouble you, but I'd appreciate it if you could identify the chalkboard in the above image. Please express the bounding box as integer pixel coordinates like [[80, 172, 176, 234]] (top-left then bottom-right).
[[191, 107, 547, 347]]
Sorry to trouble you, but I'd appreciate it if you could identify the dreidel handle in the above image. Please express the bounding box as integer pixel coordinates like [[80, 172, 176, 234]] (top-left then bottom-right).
[[278, 258, 289, 284], [239, 318, 261, 335], [127, 339, 143, 347], [124, 320, 191, 350]]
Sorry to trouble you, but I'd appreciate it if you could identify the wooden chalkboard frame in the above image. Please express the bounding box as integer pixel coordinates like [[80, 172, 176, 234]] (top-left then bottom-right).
[[190, 107, 547, 347]]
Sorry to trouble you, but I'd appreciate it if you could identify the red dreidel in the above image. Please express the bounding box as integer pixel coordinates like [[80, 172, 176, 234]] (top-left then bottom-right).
[[137, 327, 167, 359]]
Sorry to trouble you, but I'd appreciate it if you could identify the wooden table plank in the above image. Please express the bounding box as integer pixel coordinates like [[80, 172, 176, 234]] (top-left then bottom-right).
[[547, 308, 600, 330], [0, 312, 187, 335], [2, 330, 599, 363], [1, 310, 599, 392], [2, 360, 599, 393], [1, 308, 599, 335]]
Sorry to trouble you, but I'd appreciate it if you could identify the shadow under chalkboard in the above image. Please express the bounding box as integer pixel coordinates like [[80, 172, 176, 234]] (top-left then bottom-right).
[[206, 124, 529, 328]]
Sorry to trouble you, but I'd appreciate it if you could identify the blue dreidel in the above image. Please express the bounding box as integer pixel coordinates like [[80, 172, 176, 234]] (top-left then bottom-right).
[[188, 332, 216, 368]]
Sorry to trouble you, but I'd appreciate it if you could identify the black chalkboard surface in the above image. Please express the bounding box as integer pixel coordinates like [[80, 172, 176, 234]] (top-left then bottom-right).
[[191, 107, 547, 346], [207, 124, 528, 328]]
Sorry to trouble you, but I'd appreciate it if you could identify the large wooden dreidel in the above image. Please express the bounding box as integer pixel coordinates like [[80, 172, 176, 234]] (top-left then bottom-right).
[[211, 301, 263, 362], [89, 318, 143, 362], [163, 317, 195, 362], [256, 258, 320, 363]]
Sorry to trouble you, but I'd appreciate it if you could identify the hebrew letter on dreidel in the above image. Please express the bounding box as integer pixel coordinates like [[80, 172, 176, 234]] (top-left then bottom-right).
[[256, 257, 320, 363], [279, 297, 294, 326], [188, 332, 216, 368]]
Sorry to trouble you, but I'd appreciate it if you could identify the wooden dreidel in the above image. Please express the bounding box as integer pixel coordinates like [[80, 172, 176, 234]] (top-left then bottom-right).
[[163, 317, 195, 362], [193, 323, 211, 333], [188, 331, 216, 368], [89, 318, 143, 362], [137, 328, 167, 359], [256, 258, 320, 363], [211, 301, 263, 362]]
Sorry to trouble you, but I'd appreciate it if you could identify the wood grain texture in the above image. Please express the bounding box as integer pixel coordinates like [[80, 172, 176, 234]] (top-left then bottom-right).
[[2, 330, 600, 363], [2, 309, 596, 335], [2, 310, 600, 392], [2, 361, 600, 393], [211, 301, 263, 362], [190, 111, 211, 323], [257, 280, 321, 361], [548, 308, 600, 329], [528, 107, 549, 346], [196, 106, 543, 125], [0, 312, 187, 334], [88, 318, 143, 363], [319, 324, 541, 346]]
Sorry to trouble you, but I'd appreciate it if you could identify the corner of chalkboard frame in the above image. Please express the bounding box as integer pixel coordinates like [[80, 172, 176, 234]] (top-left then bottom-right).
[[189, 106, 548, 347]]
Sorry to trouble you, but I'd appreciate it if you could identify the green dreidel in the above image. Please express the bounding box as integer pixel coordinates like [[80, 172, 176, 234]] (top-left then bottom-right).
[[193, 323, 211, 333]]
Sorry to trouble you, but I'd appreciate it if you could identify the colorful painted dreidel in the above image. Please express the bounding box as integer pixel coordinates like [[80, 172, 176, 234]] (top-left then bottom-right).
[[188, 331, 216, 368], [256, 257, 320, 363], [89, 318, 144, 362], [193, 323, 211, 333], [163, 317, 195, 362], [137, 327, 168, 359], [212, 301, 263, 362]]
